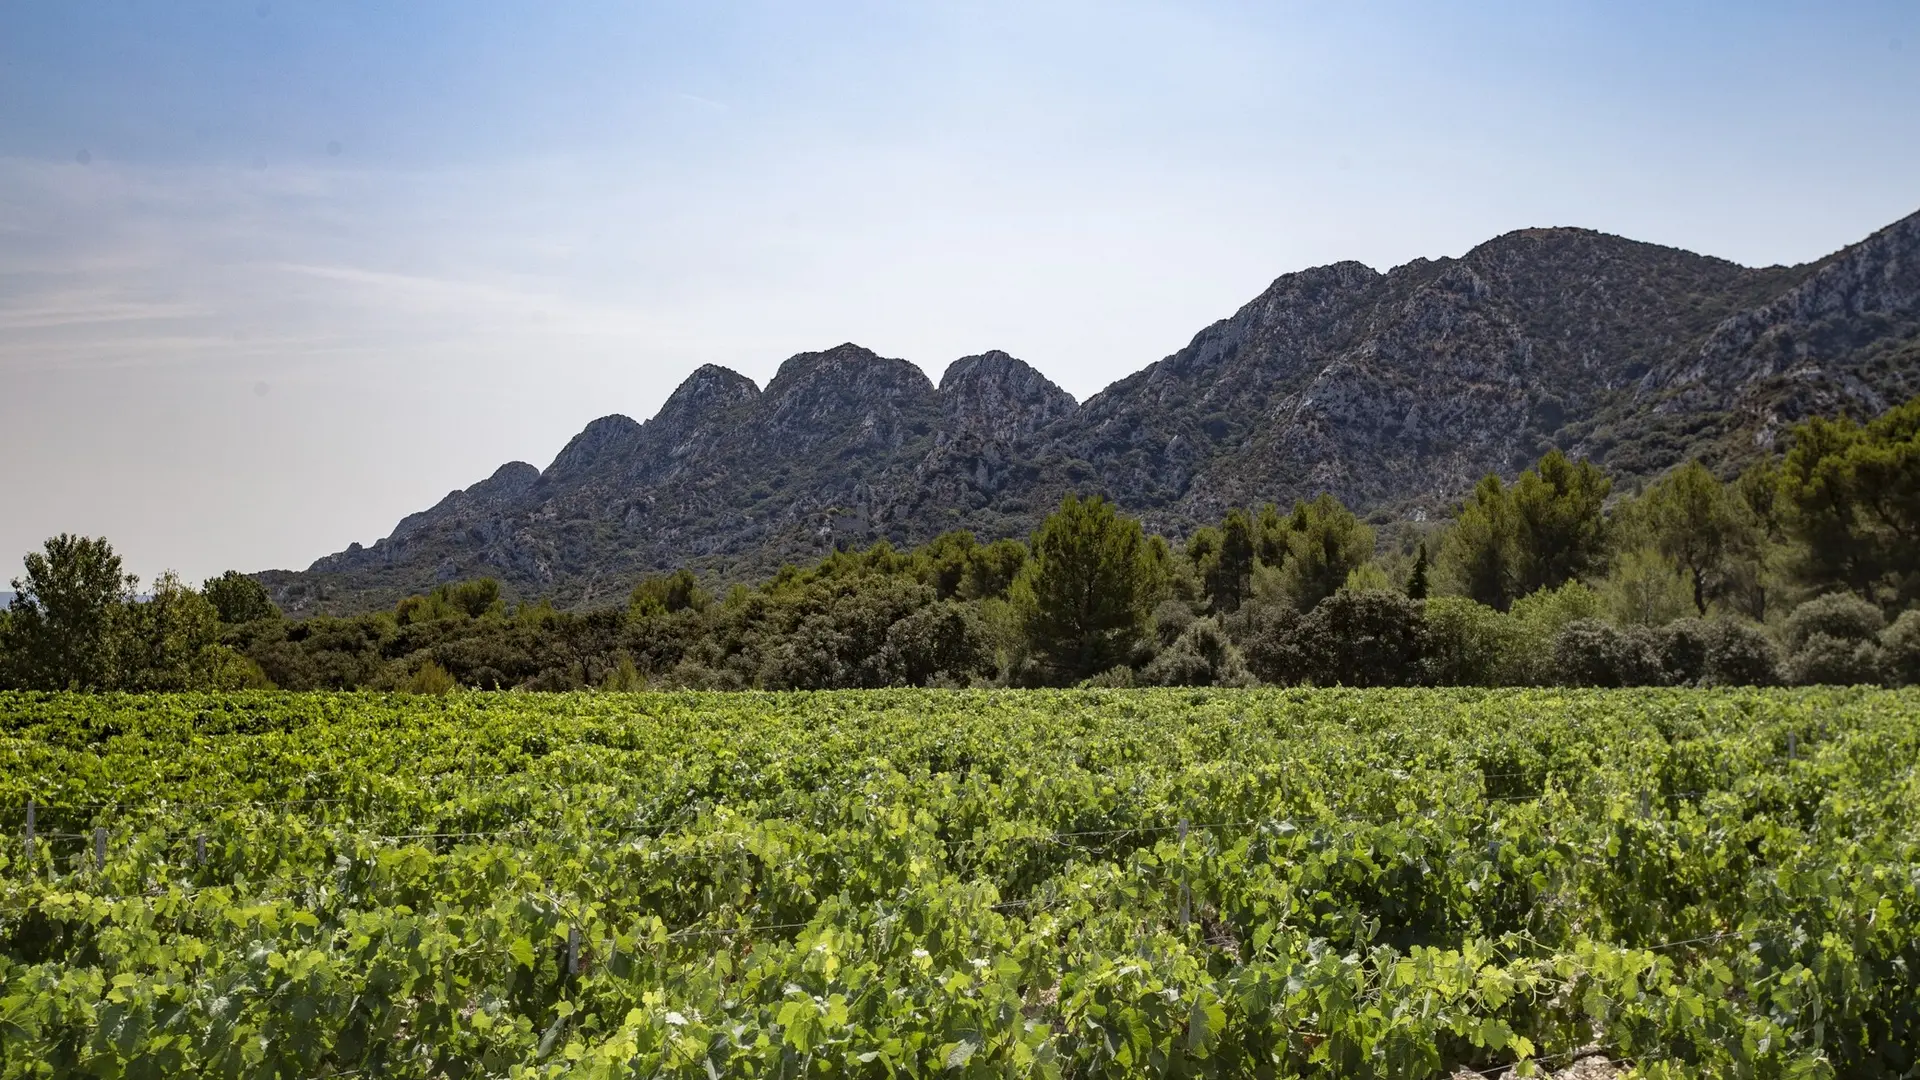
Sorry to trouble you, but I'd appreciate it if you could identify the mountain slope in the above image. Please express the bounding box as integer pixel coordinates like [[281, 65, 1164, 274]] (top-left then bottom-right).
[[261, 208, 1920, 614]]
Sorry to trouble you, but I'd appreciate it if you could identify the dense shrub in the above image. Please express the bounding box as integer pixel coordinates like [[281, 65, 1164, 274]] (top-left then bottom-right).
[[1140, 617, 1252, 687], [1789, 635, 1887, 686], [1783, 593, 1888, 685], [1784, 592, 1885, 652], [1150, 598, 1197, 649], [1224, 601, 1303, 685], [1421, 597, 1521, 686], [1701, 620, 1783, 686], [1293, 590, 1426, 687], [1551, 619, 1665, 687], [1882, 610, 1920, 687], [1654, 618, 1713, 685], [878, 601, 995, 687]]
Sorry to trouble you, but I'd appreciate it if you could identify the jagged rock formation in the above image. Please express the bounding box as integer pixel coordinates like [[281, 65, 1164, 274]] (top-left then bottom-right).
[[261, 208, 1920, 613]]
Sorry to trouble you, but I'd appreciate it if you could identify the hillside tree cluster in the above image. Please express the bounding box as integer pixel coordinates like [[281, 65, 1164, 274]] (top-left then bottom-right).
[[5, 397, 1920, 693]]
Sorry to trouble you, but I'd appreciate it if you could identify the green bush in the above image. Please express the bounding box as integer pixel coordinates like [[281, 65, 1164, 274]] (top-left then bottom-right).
[[1789, 634, 1887, 686], [403, 659, 458, 695], [1655, 618, 1713, 685], [1551, 619, 1665, 687], [1784, 592, 1884, 652], [1294, 590, 1426, 687], [1421, 596, 1521, 686], [1701, 620, 1783, 686], [1140, 617, 1253, 687], [1224, 601, 1303, 685], [1882, 610, 1920, 687]]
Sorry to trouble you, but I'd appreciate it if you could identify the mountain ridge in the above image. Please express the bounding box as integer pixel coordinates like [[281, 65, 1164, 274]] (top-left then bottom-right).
[[262, 212, 1920, 614]]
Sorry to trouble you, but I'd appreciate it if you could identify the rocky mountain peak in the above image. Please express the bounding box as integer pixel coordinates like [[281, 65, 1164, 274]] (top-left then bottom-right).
[[938, 351, 1077, 444], [542, 413, 643, 486], [756, 344, 941, 457], [1646, 206, 1920, 432], [765, 343, 936, 400], [260, 209, 1920, 615], [663, 363, 761, 416]]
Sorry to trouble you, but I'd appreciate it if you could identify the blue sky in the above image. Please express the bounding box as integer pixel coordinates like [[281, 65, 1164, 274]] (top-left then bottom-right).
[[3, 1, 1917, 584]]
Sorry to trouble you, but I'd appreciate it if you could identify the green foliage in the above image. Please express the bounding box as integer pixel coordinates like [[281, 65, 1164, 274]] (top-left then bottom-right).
[[1784, 592, 1885, 653], [629, 569, 710, 616], [1600, 545, 1694, 627], [600, 654, 647, 691], [395, 578, 505, 625], [1440, 451, 1611, 610], [0, 533, 138, 689], [1011, 495, 1160, 683], [876, 600, 994, 687], [1405, 542, 1431, 600], [201, 570, 280, 624], [1789, 634, 1887, 687], [1511, 450, 1613, 593], [1880, 611, 1920, 687], [1204, 509, 1257, 614], [1550, 620, 1665, 687], [1698, 619, 1784, 687], [917, 532, 1028, 601], [404, 658, 459, 694], [1, 688, 1916, 1077], [1138, 617, 1252, 686], [1632, 460, 1758, 615], [1277, 494, 1375, 614], [1341, 562, 1393, 593], [122, 571, 228, 691], [1439, 475, 1521, 609], [1422, 597, 1523, 686], [1293, 589, 1427, 687], [1777, 398, 1920, 606]]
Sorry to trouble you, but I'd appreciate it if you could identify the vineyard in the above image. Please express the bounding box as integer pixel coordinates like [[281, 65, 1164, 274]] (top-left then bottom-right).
[[0, 689, 1916, 1078]]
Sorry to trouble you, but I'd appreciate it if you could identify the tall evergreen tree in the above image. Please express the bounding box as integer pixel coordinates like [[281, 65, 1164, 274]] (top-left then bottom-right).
[[1012, 495, 1160, 683], [1278, 494, 1375, 613], [0, 535, 138, 690], [1406, 543, 1431, 600], [1777, 399, 1920, 606], [1206, 508, 1257, 613], [1439, 475, 1521, 609], [1511, 449, 1612, 596], [1638, 460, 1754, 615]]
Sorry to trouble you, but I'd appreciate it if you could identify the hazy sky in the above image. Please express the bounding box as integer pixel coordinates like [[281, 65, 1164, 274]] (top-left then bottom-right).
[[3, 1, 1917, 585]]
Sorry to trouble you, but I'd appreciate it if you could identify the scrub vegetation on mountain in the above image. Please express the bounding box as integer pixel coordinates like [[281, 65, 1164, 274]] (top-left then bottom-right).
[[4, 395, 1920, 693]]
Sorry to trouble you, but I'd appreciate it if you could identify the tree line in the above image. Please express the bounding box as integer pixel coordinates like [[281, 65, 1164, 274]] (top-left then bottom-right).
[[4, 395, 1918, 693]]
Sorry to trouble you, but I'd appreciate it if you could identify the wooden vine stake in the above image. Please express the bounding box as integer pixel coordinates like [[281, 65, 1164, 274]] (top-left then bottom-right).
[[23, 799, 33, 870], [94, 826, 107, 872], [1178, 818, 1191, 932]]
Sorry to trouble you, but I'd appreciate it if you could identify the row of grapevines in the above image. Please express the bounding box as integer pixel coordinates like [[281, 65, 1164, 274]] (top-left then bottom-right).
[[0, 688, 1914, 1077]]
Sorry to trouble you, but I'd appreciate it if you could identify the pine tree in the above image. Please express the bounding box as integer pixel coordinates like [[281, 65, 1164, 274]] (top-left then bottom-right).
[[1012, 495, 1159, 682], [1406, 543, 1431, 600]]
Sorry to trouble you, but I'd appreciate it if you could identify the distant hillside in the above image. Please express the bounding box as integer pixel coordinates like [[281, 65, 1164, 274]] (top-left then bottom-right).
[[260, 208, 1920, 614]]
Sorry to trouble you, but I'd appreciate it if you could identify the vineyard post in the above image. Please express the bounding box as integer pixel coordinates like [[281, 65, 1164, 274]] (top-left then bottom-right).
[[23, 799, 33, 870], [1178, 817, 1190, 932], [568, 925, 580, 976], [196, 833, 207, 866], [94, 826, 107, 872], [1787, 732, 1796, 761]]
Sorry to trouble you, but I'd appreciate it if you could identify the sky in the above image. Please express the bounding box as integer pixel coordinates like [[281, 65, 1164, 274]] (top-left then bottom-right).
[[2, 1, 1917, 586]]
